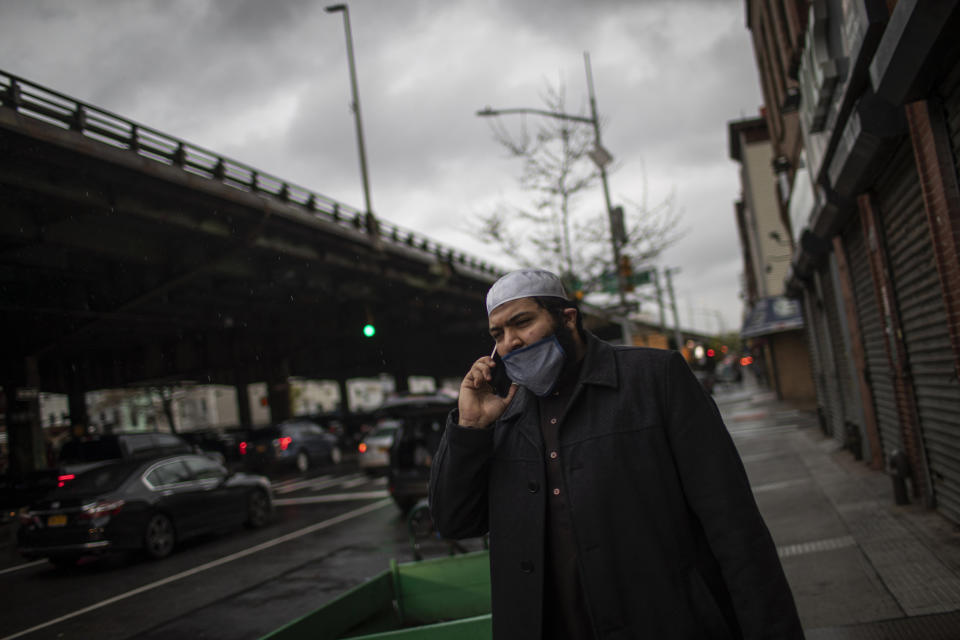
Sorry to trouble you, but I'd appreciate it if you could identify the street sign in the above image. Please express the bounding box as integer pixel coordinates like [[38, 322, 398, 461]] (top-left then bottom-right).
[[604, 301, 639, 315], [599, 268, 652, 293]]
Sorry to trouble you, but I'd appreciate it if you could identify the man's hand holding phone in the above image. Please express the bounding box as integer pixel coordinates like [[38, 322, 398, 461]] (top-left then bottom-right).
[[458, 347, 517, 429]]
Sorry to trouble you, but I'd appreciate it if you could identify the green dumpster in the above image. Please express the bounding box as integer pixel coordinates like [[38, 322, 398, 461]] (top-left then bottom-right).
[[260, 550, 492, 640]]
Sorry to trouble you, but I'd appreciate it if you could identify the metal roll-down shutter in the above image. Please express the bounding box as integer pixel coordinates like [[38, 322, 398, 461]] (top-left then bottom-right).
[[842, 219, 901, 460], [877, 143, 960, 524]]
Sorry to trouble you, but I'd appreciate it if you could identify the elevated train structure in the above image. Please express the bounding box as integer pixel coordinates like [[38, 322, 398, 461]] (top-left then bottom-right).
[[0, 69, 507, 474]]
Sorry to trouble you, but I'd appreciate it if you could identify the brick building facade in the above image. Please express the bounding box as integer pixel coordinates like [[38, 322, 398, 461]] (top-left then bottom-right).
[[744, 0, 960, 524]]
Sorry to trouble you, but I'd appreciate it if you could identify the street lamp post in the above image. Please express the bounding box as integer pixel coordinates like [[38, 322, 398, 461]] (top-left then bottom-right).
[[478, 52, 632, 344], [325, 4, 376, 232]]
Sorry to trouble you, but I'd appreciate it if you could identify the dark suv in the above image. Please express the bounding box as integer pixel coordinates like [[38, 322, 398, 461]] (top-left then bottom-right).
[[383, 393, 457, 513], [240, 419, 342, 474]]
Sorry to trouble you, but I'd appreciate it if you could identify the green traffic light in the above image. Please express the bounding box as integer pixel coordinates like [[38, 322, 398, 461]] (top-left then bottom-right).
[[362, 324, 376, 338]]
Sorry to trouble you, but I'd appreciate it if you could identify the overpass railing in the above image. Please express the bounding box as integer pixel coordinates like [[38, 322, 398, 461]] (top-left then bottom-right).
[[0, 69, 499, 277]]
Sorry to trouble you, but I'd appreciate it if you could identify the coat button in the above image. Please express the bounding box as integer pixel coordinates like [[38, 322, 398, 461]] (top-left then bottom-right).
[[520, 560, 534, 573], [528, 481, 539, 493]]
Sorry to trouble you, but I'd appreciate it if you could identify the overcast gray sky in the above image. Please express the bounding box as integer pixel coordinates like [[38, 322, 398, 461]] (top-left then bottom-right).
[[0, 0, 764, 335]]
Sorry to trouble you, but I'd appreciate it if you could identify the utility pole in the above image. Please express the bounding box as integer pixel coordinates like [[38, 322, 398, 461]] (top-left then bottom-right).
[[583, 52, 631, 345], [653, 268, 667, 336], [713, 310, 726, 335], [665, 267, 683, 351]]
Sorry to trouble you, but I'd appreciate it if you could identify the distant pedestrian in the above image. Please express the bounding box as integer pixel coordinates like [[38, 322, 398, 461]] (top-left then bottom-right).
[[430, 268, 803, 639]]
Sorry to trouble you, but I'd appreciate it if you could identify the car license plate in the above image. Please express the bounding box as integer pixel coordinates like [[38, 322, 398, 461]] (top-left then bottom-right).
[[256, 444, 267, 453], [47, 514, 68, 527]]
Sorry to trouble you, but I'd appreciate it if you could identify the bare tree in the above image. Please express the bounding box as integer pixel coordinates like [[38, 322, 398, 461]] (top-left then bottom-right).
[[475, 81, 683, 295]]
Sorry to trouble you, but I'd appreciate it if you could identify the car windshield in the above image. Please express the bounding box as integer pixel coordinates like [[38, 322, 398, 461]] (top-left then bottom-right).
[[59, 463, 135, 494], [370, 421, 400, 438], [59, 439, 123, 464], [249, 427, 281, 441]]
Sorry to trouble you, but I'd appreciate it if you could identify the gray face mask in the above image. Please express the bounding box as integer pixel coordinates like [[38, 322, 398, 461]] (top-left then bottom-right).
[[501, 334, 567, 397]]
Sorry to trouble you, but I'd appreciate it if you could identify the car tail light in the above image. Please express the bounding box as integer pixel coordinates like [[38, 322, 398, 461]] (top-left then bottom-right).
[[78, 499, 125, 520], [57, 474, 76, 488], [277, 436, 292, 451], [239, 441, 248, 456], [358, 443, 367, 453]]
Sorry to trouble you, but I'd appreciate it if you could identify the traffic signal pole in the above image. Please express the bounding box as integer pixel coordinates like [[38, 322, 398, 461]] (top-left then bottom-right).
[[584, 52, 631, 345], [653, 268, 667, 335], [665, 267, 683, 351]]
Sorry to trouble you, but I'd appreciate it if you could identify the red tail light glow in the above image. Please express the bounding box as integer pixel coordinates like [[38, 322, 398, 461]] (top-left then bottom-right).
[[358, 443, 367, 453], [279, 436, 292, 451], [58, 474, 76, 488], [239, 441, 248, 455], [740, 356, 754, 366]]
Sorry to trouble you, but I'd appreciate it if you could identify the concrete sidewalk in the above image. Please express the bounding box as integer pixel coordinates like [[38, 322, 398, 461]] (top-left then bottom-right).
[[715, 378, 960, 638]]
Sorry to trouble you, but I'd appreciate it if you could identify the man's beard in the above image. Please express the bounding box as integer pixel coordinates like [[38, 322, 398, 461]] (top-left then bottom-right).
[[553, 321, 581, 386]]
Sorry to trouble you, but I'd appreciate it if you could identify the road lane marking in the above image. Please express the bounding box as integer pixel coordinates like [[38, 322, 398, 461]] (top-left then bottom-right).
[[0, 560, 46, 576], [0, 498, 393, 640], [274, 491, 390, 505]]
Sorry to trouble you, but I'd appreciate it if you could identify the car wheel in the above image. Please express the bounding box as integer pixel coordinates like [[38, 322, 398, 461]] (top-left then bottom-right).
[[245, 489, 271, 529], [295, 450, 310, 473], [143, 513, 175, 560], [329, 446, 343, 465]]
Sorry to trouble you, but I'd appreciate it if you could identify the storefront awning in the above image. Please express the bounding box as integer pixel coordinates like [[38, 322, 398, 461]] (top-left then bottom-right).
[[741, 296, 804, 338]]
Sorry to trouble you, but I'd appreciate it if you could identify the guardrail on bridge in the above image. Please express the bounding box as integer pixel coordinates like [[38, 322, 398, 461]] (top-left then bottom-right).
[[0, 69, 499, 277]]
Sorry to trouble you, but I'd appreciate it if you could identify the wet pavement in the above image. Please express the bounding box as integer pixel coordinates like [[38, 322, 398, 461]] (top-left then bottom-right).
[[716, 376, 960, 638], [3, 378, 960, 638]]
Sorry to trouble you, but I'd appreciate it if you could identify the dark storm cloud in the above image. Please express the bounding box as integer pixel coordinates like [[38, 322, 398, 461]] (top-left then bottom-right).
[[0, 0, 761, 330], [498, 0, 744, 42], [202, 0, 315, 39]]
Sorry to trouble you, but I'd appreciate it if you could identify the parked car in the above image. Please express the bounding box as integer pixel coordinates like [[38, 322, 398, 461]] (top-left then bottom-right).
[[357, 419, 400, 475], [383, 393, 456, 513], [17, 453, 273, 566], [57, 432, 194, 475], [178, 428, 250, 466], [239, 419, 342, 474]]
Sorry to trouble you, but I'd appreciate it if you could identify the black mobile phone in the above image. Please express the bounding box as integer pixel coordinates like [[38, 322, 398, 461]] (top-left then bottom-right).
[[490, 349, 513, 397]]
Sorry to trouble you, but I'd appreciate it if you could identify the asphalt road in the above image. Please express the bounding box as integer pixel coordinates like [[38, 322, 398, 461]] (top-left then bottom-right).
[[0, 467, 454, 640]]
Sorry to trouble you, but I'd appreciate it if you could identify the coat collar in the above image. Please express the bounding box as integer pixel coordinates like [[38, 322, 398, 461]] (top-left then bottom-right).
[[498, 331, 619, 425]]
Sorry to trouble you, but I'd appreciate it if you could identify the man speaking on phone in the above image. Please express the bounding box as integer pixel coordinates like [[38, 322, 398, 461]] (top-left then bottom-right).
[[429, 268, 803, 640]]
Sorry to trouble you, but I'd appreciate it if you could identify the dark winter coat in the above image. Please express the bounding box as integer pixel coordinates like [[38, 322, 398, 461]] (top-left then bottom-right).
[[429, 334, 803, 640]]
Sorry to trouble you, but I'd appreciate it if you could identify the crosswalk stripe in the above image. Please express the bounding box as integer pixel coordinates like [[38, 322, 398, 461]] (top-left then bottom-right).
[[270, 475, 331, 491], [272, 473, 366, 495], [274, 491, 390, 505]]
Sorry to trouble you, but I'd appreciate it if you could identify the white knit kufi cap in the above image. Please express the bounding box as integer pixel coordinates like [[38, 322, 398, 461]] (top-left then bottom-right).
[[485, 268, 569, 316]]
